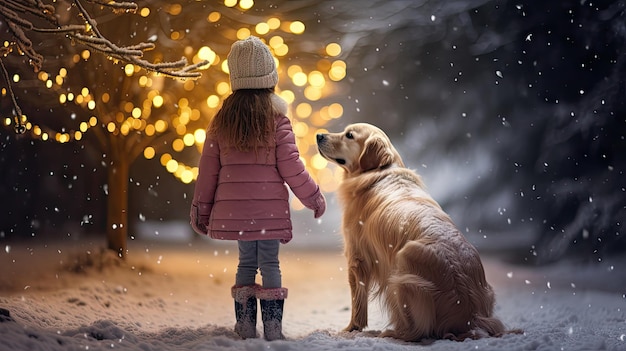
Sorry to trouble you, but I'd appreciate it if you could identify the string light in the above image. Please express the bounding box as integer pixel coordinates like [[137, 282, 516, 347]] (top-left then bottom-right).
[[3, 1, 347, 193]]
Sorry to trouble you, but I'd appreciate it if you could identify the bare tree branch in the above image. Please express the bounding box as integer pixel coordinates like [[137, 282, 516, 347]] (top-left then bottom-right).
[[0, 0, 208, 133]]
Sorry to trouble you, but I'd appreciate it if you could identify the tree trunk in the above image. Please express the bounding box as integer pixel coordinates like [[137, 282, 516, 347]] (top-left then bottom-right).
[[106, 149, 129, 259]]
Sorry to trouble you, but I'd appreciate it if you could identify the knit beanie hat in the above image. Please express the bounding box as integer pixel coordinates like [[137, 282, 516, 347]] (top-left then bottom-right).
[[227, 36, 278, 91]]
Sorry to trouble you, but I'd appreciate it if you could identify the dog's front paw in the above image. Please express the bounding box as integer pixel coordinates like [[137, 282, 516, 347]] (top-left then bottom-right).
[[343, 324, 364, 333], [379, 329, 396, 338]]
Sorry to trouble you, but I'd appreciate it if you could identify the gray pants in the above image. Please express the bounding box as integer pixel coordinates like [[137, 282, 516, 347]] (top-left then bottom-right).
[[235, 240, 282, 288]]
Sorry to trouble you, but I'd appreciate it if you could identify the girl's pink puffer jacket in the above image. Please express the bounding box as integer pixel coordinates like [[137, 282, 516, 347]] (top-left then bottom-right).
[[190, 95, 325, 243]]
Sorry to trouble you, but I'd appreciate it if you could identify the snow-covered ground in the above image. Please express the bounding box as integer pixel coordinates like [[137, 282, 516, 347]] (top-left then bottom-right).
[[1, 235, 625, 351]]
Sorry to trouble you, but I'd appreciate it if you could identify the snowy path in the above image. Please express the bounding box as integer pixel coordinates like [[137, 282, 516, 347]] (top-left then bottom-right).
[[1, 238, 625, 351]]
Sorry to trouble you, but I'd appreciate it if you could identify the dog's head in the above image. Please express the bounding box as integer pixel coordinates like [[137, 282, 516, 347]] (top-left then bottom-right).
[[316, 123, 404, 176]]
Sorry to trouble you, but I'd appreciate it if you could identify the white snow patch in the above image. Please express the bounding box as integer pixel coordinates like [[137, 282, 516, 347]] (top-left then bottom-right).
[[0, 238, 625, 351]]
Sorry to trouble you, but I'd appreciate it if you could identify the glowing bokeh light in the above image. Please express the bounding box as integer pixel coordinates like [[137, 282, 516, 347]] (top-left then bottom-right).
[[8, 2, 350, 196]]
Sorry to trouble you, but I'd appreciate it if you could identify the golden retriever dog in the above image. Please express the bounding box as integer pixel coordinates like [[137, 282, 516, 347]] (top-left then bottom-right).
[[316, 123, 515, 342]]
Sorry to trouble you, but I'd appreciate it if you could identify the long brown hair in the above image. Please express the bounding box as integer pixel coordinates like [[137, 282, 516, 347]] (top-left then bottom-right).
[[208, 88, 276, 152]]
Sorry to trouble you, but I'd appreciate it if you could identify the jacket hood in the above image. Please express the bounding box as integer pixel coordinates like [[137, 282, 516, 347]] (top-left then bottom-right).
[[271, 94, 288, 116]]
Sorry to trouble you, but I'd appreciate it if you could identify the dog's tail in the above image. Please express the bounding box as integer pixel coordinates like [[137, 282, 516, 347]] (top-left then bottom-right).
[[383, 241, 437, 341]]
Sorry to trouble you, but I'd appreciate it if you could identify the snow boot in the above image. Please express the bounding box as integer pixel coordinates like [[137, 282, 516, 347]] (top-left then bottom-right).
[[232, 285, 260, 339], [257, 287, 288, 341]]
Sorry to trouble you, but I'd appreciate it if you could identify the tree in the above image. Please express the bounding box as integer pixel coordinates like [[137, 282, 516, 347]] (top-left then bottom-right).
[[1, 0, 348, 258], [1, 0, 209, 257]]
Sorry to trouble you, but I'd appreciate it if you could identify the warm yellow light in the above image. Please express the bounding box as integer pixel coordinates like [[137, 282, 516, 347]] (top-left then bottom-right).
[[328, 103, 343, 119], [81, 50, 90, 60], [274, 44, 288, 56], [222, 60, 230, 74], [145, 124, 155, 136], [140, 7, 150, 17], [120, 123, 130, 136], [293, 121, 308, 138], [304, 86, 322, 101], [183, 80, 195, 91], [332, 60, 346, 69], [124, 64, 135, 76], [295, 103, 312, 118], [308, 71, 325, 87], [139, 76, 149, 87], [267, 17, 280, 29], [292, 71, 307, 86], [206, 95, 220, 108], [181, 169, 194, 184], [287, 65, 302, 78], [59, 94, 67, 104], [311, 153, 328, 170], [224, 0, 237, 7], [107, 122, 116, 133], [239, 0, 254, 10], [216, 81, 230, 95], [38, 71, 49, 81], [102, 93, 110, 103], [87, 100, 96, 110], [67, 93, 74, 101], [269, 36, 283, 49], [12, 74, 19, 83], [176, 124, 186, 136], [207, 12, 221, 22], [326, 43, 342, 57], [329, 60, 347, 81], [179, 96, 190, 108], [132, 118, 143, 130], [179, 111, 190, 125], [132, 107, 142, 118], [166, 159, 178, 173], [197, 46, 216, 64], [183, 133, 195, 146], [59, 68, 67, 77], [237, 28, 251, 40], [160, 153, 172, 166], [279, 90, 295, 104], [144, 146, 155, 159], [194, 129, 206, 144], [153, 95, 164, 108], [255, 22, 270, 35], [289, 21, 305, 34], [74, 131, 82, 140], [89, 116, 97, 126], [155, 120, 168, 132]]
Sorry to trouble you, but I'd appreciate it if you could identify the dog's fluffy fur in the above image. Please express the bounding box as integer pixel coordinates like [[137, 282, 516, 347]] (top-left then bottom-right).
[[317, 123, 513, 341]]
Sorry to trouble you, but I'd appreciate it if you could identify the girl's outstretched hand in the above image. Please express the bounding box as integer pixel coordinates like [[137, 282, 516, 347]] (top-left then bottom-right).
[[312, 193, 326, 218]]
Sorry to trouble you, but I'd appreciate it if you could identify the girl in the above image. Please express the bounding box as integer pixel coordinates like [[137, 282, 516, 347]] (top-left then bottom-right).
[[190, 36, 326, 341]]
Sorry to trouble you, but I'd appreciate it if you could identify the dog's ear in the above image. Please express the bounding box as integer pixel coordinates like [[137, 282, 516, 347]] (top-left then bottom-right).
[[359, 136, 395, 172]]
